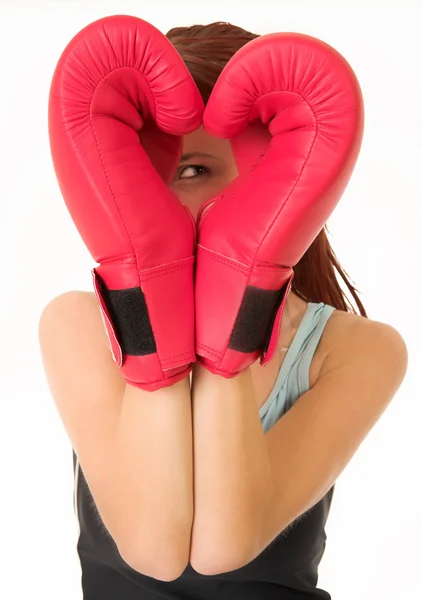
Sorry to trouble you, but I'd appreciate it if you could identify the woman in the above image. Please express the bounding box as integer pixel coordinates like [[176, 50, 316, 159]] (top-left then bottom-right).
[[39, 16, 408, 599]]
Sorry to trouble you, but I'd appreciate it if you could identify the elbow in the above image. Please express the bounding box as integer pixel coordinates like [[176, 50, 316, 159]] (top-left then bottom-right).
[[118, 526, 191, 582], [190, 532, 254, 576], [122, 553, 189, 582], [190, 509, 267, 575], [120, 552, 188, 581], [190, 548, 252, 576]]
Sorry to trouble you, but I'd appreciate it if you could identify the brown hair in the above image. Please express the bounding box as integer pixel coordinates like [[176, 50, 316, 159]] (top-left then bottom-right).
[[166, 22, 367, 317]]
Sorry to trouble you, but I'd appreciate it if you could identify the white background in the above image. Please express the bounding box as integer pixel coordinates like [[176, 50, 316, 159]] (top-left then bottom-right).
[[1, 0, 421, 598]]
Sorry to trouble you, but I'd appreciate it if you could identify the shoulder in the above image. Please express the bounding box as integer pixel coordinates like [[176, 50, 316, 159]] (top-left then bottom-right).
[[38, 290, 108, 349], [322, 308, 408, 357], [318, 308, 408, 386], [40, 289, 97, 315]]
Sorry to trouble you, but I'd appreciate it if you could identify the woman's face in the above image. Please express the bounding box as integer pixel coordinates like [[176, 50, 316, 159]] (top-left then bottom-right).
[[169, 125, 239, 220]]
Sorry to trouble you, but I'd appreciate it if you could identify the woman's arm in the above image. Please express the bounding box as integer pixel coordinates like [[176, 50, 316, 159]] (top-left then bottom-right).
[[189, 318, 408, 576], [38, 291, 193, 582], [111, 378, 193, 579], [189, 362, 274, 574]]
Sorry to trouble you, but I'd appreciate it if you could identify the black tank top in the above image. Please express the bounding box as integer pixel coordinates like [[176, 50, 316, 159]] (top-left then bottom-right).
[[72, 302, 335, 598]]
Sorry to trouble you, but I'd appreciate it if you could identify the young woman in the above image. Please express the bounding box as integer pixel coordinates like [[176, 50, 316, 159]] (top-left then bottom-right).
[[39, 16, 408, 600]]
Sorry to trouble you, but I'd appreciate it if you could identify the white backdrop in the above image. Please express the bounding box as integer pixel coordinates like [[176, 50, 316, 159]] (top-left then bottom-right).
[[1, 0, 421, 598]]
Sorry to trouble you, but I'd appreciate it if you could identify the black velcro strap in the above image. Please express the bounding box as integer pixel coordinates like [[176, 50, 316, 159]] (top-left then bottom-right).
[[228, 281, 289, 354], [98, 280, 156, 356]]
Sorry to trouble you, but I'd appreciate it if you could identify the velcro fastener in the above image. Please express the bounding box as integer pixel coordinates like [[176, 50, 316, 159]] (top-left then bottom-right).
[[92, 269, 156, 360]]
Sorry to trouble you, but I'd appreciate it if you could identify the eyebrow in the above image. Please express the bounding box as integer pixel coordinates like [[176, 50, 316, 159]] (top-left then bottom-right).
[[180, 151, 221, 161]]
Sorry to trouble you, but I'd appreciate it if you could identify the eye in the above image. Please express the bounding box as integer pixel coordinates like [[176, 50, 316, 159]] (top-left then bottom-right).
[[178, 164, 210, 180]]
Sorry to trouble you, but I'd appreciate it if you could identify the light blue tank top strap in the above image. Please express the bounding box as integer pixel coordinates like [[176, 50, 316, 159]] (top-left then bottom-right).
[[260, 302, 336, 433]]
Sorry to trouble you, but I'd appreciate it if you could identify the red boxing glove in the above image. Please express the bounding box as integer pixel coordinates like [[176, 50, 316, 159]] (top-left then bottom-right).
[[48, 15, 203, 391], [195, 32, 364, 377]]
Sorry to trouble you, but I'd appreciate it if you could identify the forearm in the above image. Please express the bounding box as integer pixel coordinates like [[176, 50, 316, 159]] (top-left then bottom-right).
[[106, 376, 193, 572], [190, 364, 275, 568]]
